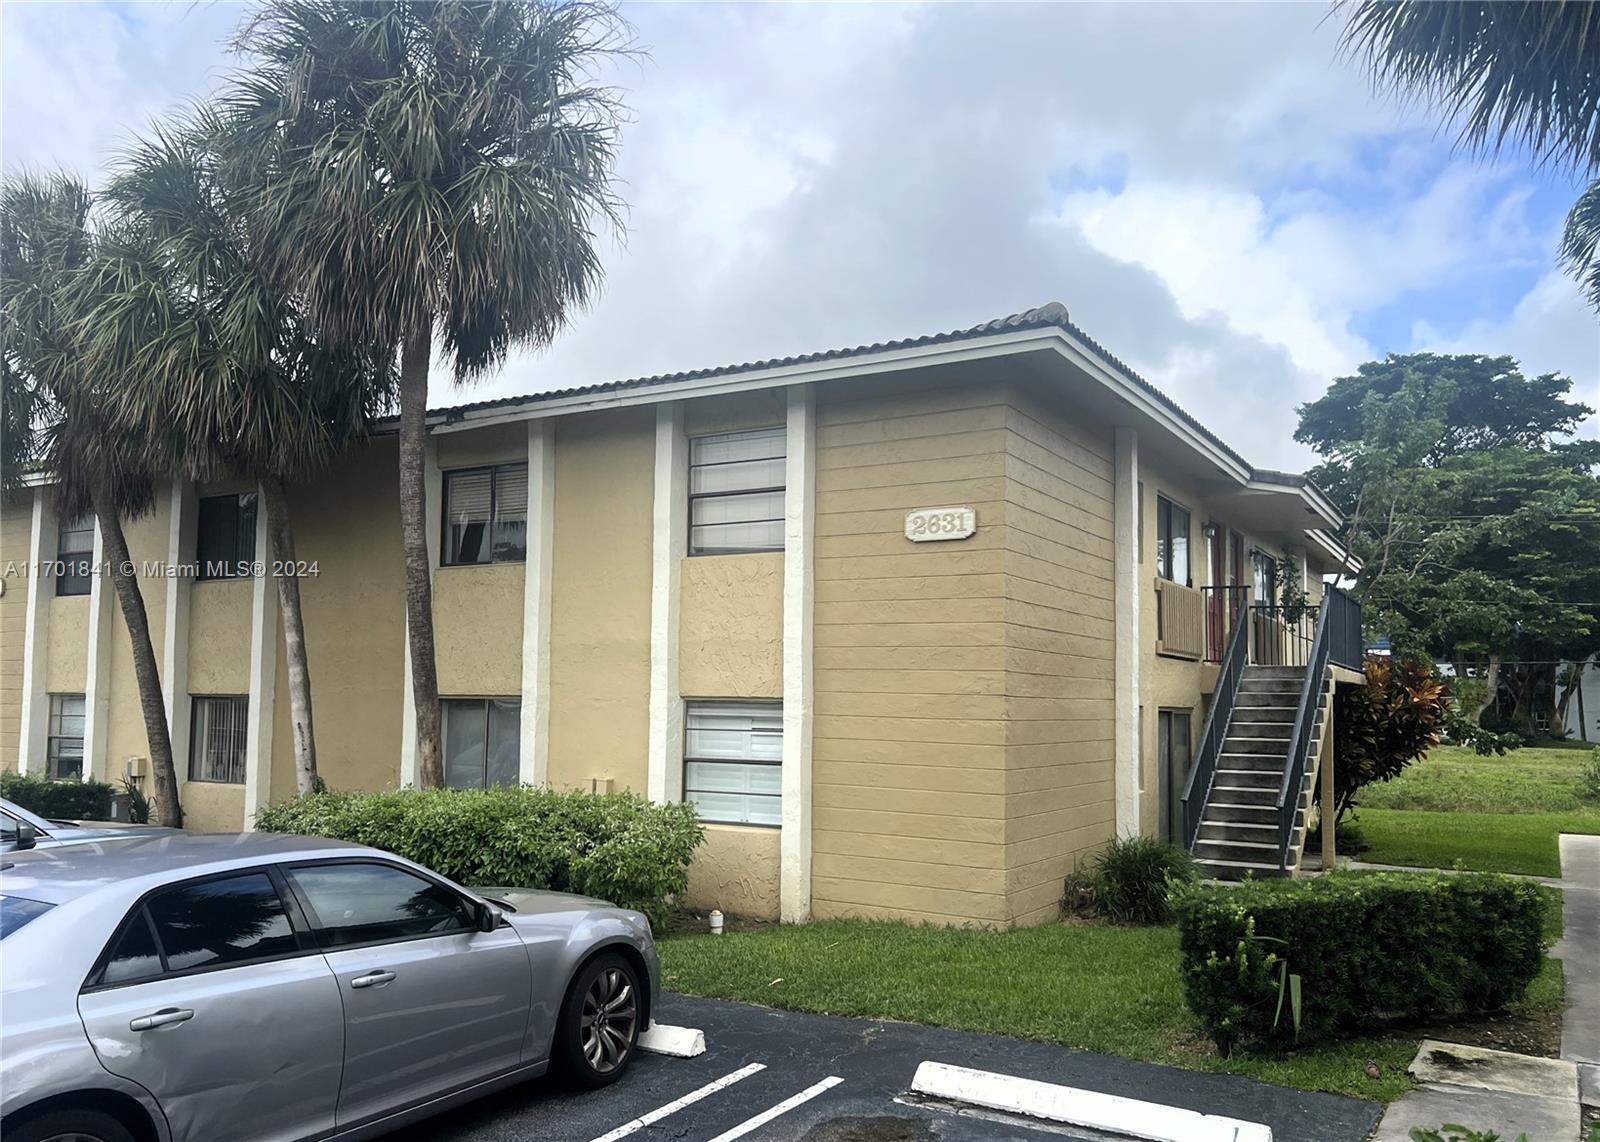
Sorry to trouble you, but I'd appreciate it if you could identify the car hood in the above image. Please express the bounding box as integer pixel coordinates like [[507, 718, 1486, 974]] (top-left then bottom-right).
[[473, 885, 614, 916]]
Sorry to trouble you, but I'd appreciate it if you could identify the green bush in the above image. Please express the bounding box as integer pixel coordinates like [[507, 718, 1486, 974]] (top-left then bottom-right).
[[1063, 836, 1199, 924], [254, 786, 703, 930], [1175, 872, 1547, 1054], [1578, 747, 1600, 803], [0, 771, 115, 820]]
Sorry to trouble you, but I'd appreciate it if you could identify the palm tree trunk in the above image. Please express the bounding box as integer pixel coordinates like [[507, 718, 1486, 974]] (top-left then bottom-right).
[[1472, 654, 1501, 726], [92, 489, 182, 828], [261, 473, 318, 793], [399, 325, 443, 787]]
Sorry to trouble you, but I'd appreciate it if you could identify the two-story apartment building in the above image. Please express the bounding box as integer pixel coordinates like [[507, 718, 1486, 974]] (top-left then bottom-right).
[[0, 303, 1359, 927]]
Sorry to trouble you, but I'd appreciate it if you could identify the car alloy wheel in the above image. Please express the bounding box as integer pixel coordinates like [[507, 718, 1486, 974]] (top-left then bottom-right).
[[580, 964, 638, 1074], [39, 1135, 112, 1142]]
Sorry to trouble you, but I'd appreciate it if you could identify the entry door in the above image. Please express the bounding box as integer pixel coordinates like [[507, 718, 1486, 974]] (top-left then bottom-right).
[[77, 870, 344, 1142], [285, 861, 533, 1129], [1207, 524, 1227, 658], [1158, 710, 1193, 844]]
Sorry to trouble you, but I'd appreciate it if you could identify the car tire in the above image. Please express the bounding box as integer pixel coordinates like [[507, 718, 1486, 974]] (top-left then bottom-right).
[[553, 951, 642, 1089], [6, 1106, 138, 1142]]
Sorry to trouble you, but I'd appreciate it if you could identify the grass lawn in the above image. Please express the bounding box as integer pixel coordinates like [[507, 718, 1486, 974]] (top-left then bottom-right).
[[660, 888, 1565, 1104], [1350, 744, 1600, 876]]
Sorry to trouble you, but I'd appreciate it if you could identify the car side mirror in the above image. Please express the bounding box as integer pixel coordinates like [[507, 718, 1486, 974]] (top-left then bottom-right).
[[475, 901, 502, 933], [13, 821, 37, 851]]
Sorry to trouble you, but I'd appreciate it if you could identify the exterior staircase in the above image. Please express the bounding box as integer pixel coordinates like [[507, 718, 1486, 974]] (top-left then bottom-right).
[[1192, 665, 1332, 880]]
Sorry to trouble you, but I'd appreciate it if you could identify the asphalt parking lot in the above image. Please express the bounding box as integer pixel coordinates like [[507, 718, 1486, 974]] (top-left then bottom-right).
[[393, 993, 1384, 1142]]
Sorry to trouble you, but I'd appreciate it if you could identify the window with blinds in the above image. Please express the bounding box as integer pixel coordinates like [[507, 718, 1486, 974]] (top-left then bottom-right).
[[56, 516, 94, 597], [442, 463, 528, 565], [683, 701, 782, 826], [47, 693, 85, 779], [688, 427, 786, 555], [189, 696, 249, 783], [441, 697, 521, 789]]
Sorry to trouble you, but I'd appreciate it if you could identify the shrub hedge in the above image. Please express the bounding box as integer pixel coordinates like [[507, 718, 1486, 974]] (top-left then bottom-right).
[[255, 786, 704, 931], [1174, 872, 1547, 1054], [0, 771, 115, 820]]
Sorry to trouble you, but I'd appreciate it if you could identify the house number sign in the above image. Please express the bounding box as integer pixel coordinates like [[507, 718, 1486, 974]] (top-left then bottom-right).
[[905, 506, 976, 542]]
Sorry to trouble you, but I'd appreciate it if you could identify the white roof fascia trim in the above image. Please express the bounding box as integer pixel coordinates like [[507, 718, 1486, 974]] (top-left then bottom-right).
[[1306, 527, 1361, 573], [1243, 478, 1343, 530], [427, 326, 1063, 434], [1046, 329, 1255, 486]]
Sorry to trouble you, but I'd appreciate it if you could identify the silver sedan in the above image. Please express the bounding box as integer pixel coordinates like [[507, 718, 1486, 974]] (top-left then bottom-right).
[[0, 832, 660, 1142]]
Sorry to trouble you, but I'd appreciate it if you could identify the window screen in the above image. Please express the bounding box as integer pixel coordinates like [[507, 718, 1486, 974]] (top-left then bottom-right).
[[442, 464, 528, 565], [47, 693, 85, 780], [190, 696, 248, 783], [56, 515, 94, 597], [683, 701, 782, 826], [689, 428, 786, 555], [196, 493, 258, 580], [441, 698, 521, 789]]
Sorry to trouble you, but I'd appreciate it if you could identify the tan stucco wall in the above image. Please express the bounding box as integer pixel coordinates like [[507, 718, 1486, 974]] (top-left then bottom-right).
[[268, 439, 408, 804], [811, 373, 1015, 926], [1000, 385, 1117, 926], [679, 553, 783, 700], [546, 407, 655, 793], [45, 596, 88, 692], [104, 501, 171, 783], [0, 492, 33, 769], [434, 563, 525, 698], [187, 579, 252, 696], [682, 823, 782, 916], [182, 778, 245, 832]]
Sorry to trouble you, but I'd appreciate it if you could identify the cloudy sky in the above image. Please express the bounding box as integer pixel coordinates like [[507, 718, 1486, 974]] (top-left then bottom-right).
[[3, 1, 1596, 469]]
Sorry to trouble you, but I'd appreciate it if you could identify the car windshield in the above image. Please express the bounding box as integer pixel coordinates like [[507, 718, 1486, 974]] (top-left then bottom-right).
[[0, 798, 54, 833], [0, 893, 55, 939]]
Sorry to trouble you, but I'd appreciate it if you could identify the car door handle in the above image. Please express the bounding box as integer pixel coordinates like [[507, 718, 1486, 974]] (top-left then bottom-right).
[[129, 1008, 194, 1032], [349, 970, 396, 989]]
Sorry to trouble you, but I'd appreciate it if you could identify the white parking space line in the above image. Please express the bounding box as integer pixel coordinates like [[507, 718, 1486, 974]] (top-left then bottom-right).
[[704, 1075, 845, 1142], [587, 1062, 766, 1142]]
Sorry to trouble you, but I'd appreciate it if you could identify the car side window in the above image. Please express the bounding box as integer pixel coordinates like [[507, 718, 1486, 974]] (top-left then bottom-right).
[[146, 872, 298, 974], [288, 863, 473, 948], [102, 912, 164, 984]]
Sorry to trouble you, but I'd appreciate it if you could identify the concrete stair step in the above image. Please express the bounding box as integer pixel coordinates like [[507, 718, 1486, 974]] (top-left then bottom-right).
[[1199, 821, 1280, 844], [1242, 666, 1307, 679], [1222, 736, 1297, 755], [1198, 857, 1288, 881], [1229, 721, 1297, 740], [1195, 837, 1282, 863], [1215, 768, 1283, 790], [1203, 802, 1280, 824], [1210, 785, 1278, 806], [1217, 751, 1288, 772]]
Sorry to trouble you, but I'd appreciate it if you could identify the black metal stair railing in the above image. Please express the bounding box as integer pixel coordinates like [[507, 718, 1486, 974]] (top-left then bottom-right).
[[1323, 585, 1363, 671], [1181, 599, 1249, 850], [1275, 599, 1331, 873]]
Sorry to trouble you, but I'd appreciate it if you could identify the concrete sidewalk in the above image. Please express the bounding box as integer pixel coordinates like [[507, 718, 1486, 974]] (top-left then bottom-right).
[[1372, 833, 1600, 1141]]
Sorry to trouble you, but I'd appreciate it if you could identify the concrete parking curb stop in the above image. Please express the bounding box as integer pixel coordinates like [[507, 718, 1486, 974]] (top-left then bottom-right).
[[637, 1023, 706, 1057], [911, 1060, 1274, 1142]]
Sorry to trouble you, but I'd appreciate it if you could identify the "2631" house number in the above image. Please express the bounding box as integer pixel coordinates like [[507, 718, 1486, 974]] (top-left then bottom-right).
[[904, 506, 977, 542]]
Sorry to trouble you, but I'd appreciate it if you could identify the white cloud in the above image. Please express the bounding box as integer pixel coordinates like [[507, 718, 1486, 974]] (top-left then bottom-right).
[[4, 1, 1595, 469]]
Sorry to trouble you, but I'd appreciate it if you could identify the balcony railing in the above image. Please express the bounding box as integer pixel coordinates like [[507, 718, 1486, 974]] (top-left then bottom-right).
[[1202, 585, 1363, 672], [1154, 578, 1205, 660]]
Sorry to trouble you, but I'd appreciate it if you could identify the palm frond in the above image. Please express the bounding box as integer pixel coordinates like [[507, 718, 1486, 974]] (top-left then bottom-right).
[[1560, 177, 1600, 311]]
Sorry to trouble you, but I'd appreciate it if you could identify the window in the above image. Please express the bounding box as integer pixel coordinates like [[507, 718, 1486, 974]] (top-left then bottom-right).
[[190, 696, 248, 783], [56, 515, 94, 596], [689, 427, 785, 555], [683, 701, 782, 826], [196, 493, 258, 580], [441, 698, 521, 789], [1158, 709, 1194, 844], [1155, 495, 1190, 585], [95, 872, 299, 986], [442, 464, 528, 565], [289, 862, 473, 948], [0, 895, 55, 940], [47, 694, 85, 780], [1252, 550, 1278, 606]]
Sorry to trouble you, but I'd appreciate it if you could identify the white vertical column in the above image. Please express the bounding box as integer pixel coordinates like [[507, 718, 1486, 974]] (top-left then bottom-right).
[[400, 436, 442, 788], [780, 384, 816, 924], [646, 403, 687, 804], [243, 488, 277, 826], [519, 420, 556, 786], [82, 514, 116, 782], [1113, 426, 1142, 837], [162, 478, 196, 791], [17, 491, 56, 773]]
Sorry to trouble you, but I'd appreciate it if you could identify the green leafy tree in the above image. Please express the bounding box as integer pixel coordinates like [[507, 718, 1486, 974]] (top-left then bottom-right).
[[0, 173, 183, 826], [216, 0, 627, 785], [1297, 354, 1600, 734], [80, 113, 395, 795], [1342, 0, 1600, 310]]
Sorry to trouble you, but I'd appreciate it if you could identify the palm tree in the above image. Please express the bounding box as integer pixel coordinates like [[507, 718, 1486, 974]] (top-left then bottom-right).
[[1341, 1, 1600, 310], [0, 173, 184, 827], [217, 0, 626, 786], [82, 113, 396, 796]]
